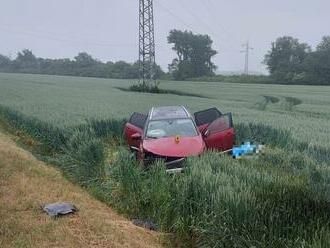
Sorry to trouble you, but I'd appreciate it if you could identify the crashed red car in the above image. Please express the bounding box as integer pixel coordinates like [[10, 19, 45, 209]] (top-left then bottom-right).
[[124, 106, 235, 169]]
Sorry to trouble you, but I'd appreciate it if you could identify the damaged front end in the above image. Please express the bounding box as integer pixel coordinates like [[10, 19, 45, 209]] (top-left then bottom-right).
[[143, 151, 186, 171]]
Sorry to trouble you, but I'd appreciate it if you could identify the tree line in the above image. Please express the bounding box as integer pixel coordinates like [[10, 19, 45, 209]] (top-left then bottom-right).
[[0, 50, 165, 79], [167, 32, 330, 85], [0, 29, 217, 82], [0, 30, 329, 85], [264, 36, 330, 85]]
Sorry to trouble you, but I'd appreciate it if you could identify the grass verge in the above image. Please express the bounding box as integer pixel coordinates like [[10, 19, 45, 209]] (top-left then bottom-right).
[[0, 129, 163, 248]]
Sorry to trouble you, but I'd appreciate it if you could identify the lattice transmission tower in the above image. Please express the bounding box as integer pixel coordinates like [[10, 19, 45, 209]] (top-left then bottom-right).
[[241, 41, 253, 75], [139, 0, 156, 88]]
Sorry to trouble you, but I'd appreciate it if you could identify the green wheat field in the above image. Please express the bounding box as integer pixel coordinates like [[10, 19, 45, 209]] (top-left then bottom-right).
[[1, 72, 330, 247], [1, 72, 329, 146]]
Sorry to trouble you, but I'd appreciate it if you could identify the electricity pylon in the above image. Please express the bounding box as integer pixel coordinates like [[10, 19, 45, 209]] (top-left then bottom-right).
[[241, 40, 253, 75], [139, 0, 156, 88]]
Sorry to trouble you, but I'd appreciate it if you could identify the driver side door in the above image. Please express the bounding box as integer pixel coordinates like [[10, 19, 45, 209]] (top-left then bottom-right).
[[124, 112, 147, 149], [194, 108, 235, 151]]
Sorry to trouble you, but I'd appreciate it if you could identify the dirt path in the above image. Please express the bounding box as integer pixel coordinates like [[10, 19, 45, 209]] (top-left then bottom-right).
[[0, 130, 164, 248]]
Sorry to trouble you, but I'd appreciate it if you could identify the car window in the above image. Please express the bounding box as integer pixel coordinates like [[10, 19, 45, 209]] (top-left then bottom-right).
[[194, 108, 222, 126], [207, 114, 232, 133], [129, 112, 147, 129], [146, 119, 197, 138]]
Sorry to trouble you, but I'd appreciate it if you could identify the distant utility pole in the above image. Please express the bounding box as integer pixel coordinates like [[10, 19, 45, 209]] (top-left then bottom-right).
[[139, 0, 156, 88], [241, 41, 253, 75]]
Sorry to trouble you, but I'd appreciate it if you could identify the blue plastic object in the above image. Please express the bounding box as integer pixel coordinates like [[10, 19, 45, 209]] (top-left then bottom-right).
[[232, 142, 257, 158]]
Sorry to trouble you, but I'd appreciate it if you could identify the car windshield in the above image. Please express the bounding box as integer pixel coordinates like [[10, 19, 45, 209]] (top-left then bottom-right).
[[146, 119, 197, 139]]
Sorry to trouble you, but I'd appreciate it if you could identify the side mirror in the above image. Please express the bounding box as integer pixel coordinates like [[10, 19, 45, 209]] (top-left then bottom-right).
[[203, 129, 210, 138], [131, 133, 142, 140]]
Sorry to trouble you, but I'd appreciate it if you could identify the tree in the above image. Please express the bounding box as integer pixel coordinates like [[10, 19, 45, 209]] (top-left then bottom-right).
[[264, 36, 310, 83], [109, 61, 137, 79], [74, 52, 99, 67], [317, 36, 330, 51], [14, 49, 39, 72], [303, 36, 330, 85], [73, 52, 106, 77], [168, 30, 217, 80], [0, 55, 11, 71]]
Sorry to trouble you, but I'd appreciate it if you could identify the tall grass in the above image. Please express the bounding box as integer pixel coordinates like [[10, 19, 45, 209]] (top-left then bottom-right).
[[236, 122, 330, 165], [75, 118, 126, 140], [0, 105, 123, 185], [255, 95, 280, 110], [63, 128, 105, 184], [111, 151, 175, 228], [111, 150, 330, 247], [0, 106, 69, 151], [235, 122, 293, 148], [2, 105, 330, 247], [283, 96, 303, 111]]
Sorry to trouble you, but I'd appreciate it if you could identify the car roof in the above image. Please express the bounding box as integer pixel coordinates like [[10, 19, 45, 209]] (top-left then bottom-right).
[[149, 106, 190, 120]]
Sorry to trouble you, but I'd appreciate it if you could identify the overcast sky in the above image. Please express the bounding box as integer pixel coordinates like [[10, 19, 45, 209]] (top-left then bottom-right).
[[0, 0, 329, 73]]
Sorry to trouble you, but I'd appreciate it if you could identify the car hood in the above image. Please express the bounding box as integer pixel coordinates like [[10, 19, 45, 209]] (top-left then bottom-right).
[[143, 135, 205, 157]]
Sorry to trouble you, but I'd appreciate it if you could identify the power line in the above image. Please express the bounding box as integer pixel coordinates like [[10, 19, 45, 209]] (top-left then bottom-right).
[[0, 25, 137, 48], [0, 24, 174, 57], [155, 0, 223, 52], [154, 0, 196, 31], [176, 0, 215, 34], [158, 0, 240, 52], [204, 0, 240, 42], [175, 0, 224, 51], [155, 0, 243, 69], [201, 0, 245, 53]]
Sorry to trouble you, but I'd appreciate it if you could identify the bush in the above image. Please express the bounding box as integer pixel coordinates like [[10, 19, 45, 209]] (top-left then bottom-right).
[[118, 84, 209, 98], [188, 74, 275, 84], [129, 83, 161, 93]]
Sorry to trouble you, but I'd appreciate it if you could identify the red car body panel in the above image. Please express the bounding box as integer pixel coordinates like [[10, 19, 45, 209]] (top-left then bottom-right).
[[143, 135, 205, 157], [124, 122, 143, 149], [196, 113, 235, 151], [203, 127, 235, 151], [197, 123, 208, 133]]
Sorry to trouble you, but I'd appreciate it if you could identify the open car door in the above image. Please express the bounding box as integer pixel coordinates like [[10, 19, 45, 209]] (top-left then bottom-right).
[[194, 108, 234, 151], [124, 112, 147, 149]]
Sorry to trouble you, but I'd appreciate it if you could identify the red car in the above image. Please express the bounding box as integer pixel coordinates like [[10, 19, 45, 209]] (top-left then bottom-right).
[[124, 106, 235, 169]]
